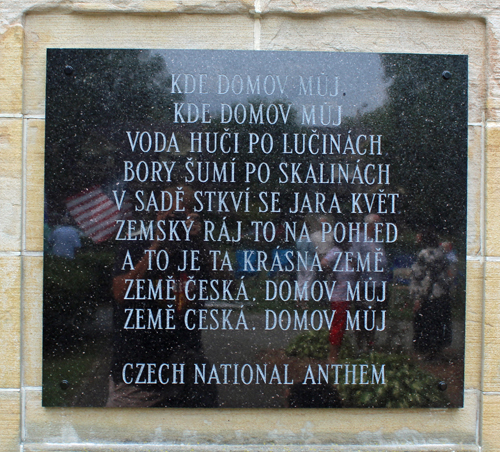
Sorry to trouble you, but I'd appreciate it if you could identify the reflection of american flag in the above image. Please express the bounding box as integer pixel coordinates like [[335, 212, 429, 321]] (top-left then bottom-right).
[[66, 186, 121, 243]]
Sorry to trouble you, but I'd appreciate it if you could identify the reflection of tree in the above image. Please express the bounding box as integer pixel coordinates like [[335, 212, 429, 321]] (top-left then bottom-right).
[[45, 50, 181, 212], [364, 55, 467, 243]]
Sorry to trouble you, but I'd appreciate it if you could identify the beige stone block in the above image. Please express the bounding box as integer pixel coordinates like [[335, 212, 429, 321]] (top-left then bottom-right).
[[464, 261, 483, 390], [483, 261, 500, 391], [0, 257, 20, 389], [24, 13, 255, 115], [0, 24, 23, 115], [26, 119, 45, 252], [0, 391, 20, 451], [260, 15, 485, 123], [0, 118, 22, 251], [22, 256, 42, 388], [71, 0, 252, 13], [468, 125, 483, 257], [259, 0, 484, 15], [486, 125, 500, 256], [25, 389, 477, 445], [482, 393, 500, 452], [486, 16, 500, 122]]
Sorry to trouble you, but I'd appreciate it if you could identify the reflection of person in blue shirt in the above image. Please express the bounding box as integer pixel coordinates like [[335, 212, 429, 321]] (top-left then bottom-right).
[[50, 224, 81, 259]]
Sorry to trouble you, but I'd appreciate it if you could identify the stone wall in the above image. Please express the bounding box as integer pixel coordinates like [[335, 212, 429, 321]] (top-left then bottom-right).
[[0, 0, 497, 450]]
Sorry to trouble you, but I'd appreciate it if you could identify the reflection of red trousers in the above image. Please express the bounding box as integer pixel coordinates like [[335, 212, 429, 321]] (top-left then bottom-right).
[[329, 301, 349, 346]]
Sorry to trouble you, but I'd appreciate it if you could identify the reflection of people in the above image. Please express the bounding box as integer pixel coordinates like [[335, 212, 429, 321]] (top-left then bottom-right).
[[410, 229, 452, 358], [311, 216, 333, 260], [49, 216, 81, 259], [296, 216, 333, 308], [321, 243, 356, 362], [350, 214, 388, 353], [441, 241, 459, 289], [296, 234, 316, 309], [106, 203, 217, 407]]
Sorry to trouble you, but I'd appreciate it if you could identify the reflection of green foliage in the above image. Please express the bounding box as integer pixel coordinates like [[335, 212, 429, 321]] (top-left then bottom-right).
[[364, 54, 467, 243], [43, 247, 115, 354], [42, 340, 110, 407], [337, 353, 449, 408], [285, 328, 330, 360], [285, 330, 450, 408], [44, 248, 114, 301], [45, 49, 181, 210]]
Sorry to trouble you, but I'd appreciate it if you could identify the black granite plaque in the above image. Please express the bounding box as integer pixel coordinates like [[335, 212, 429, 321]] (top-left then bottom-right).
[[43, 49, 467, 408]]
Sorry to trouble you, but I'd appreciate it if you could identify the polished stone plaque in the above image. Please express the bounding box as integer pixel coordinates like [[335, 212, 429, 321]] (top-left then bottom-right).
[[43, 49, 467, 408]]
